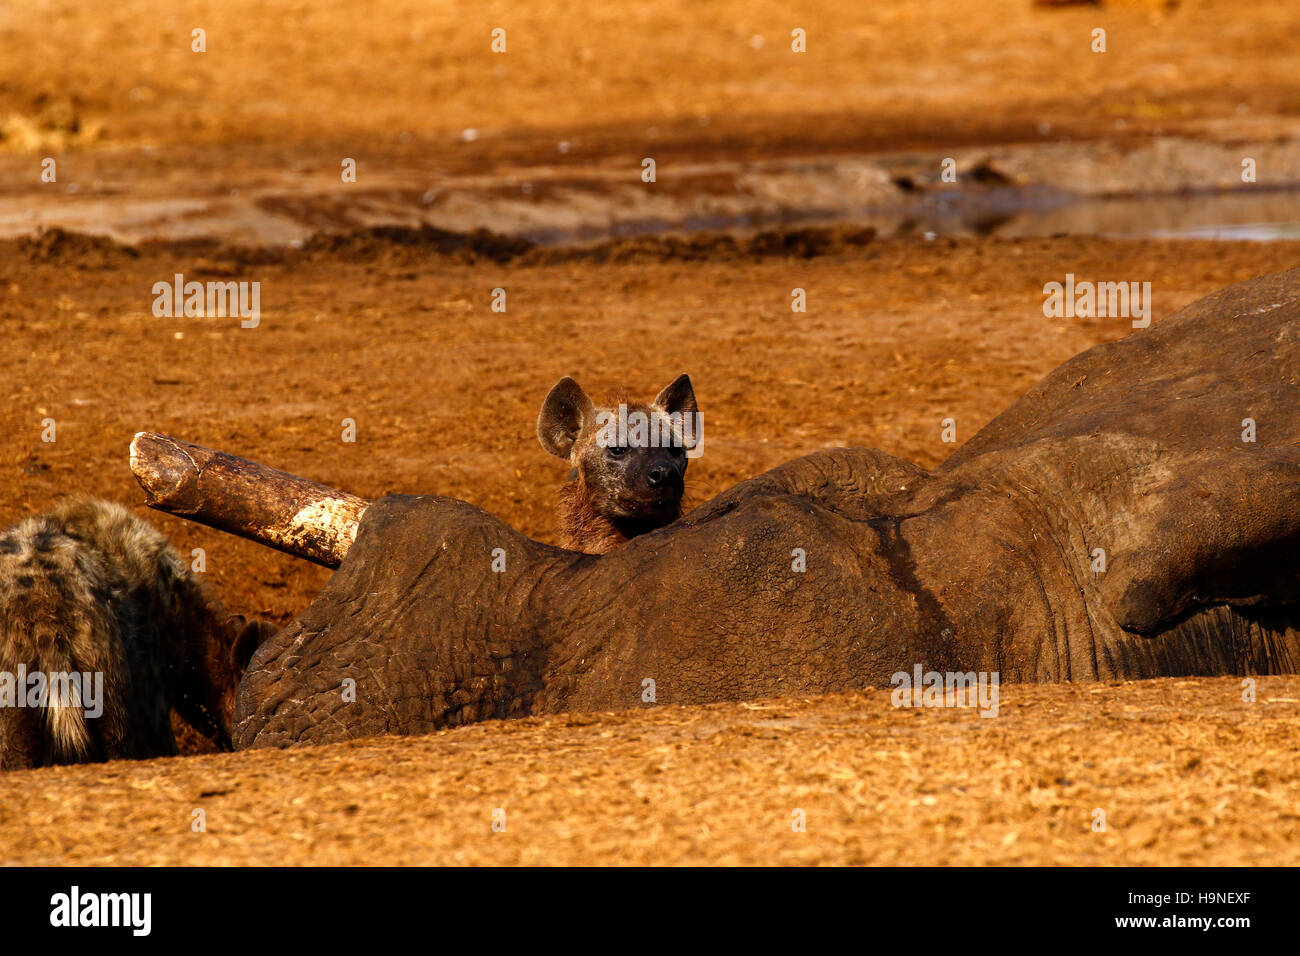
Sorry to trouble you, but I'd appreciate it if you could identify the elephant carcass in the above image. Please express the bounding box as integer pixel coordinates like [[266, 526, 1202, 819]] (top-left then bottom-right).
[[234, 268, 1300, 749]]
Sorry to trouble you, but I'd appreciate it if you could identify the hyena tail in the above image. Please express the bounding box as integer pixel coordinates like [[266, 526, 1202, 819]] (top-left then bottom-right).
[[34, 622, 92, 762], [0, 513, 129, 767]]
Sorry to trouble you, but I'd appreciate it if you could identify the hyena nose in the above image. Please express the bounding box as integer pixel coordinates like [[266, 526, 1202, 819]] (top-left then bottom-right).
[[646, 463, 671, 488]]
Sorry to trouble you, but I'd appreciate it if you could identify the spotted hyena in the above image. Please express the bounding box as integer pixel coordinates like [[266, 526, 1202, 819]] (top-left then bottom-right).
[[537, 373, 700, 554], [0, 497, 272, 770]]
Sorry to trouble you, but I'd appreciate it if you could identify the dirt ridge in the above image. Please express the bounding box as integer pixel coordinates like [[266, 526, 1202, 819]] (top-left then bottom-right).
[[4, 223, 881, 269]]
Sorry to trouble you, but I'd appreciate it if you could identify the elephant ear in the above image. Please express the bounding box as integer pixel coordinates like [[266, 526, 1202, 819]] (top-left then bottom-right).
[[537, 377, 595, 459], [939, 265, 1300, 638], [1097, 447, 1300, 635]]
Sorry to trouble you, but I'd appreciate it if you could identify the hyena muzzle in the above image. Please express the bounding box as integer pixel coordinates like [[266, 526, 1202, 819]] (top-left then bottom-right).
[[0, 497, 272, 770]]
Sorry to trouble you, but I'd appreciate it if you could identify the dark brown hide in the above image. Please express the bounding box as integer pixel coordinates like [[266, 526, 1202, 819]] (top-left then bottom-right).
[[235, 269, 1300, 749]]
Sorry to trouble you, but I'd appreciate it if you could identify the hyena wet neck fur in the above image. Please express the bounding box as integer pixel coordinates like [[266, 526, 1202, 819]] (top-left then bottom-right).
[[538, 373, 700, 554], [0, 498, 273, 770]]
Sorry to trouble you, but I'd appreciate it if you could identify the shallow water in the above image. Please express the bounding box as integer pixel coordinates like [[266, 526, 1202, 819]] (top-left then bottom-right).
[[4, 163, 1298, 248], [980, 186, 1300, 242], [544, 185, 1300, 245]]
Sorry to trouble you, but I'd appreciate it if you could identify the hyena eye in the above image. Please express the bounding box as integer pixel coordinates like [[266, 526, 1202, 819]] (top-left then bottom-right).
[[668, 445, 684, 458], [607, 446, 628, 458]]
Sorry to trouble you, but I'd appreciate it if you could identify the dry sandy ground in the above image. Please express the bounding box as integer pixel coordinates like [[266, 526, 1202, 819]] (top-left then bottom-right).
[[3, 232, 1294, 627], [4, 0, 1299, 153], [1, 0, 1299, 865], [1, 233, 1298, 864], [5, 1, 1300, 244], [4, 678, 1298, 866]]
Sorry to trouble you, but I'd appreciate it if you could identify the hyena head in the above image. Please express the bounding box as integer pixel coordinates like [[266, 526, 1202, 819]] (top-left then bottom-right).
[[538, 373, 700, 552]]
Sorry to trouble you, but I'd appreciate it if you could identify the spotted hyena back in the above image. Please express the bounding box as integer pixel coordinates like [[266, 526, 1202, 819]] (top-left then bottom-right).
[[0, 498, 271, 770], [537, 373, 700, 554]]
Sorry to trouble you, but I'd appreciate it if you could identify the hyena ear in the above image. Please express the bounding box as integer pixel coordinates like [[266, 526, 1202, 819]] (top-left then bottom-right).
[[655, 373, 700, 450], [654, 373, 697, 417], [538, 376, 595, 459], [228, 616, 276, 674]]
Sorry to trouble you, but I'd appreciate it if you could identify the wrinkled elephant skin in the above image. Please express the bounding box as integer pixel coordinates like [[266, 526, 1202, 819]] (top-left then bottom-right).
[[235, 268, 1300, 749]]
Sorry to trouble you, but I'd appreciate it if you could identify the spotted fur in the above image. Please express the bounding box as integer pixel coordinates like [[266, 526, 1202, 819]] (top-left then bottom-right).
[[0, 498, 271, 770]]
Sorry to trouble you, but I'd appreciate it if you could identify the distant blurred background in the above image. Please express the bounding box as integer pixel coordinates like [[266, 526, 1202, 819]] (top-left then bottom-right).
[[2, 0, 1298, 243]]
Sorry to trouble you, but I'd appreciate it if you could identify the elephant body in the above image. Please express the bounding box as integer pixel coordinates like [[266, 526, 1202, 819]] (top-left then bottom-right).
[[235, 268, 1300, 749]]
